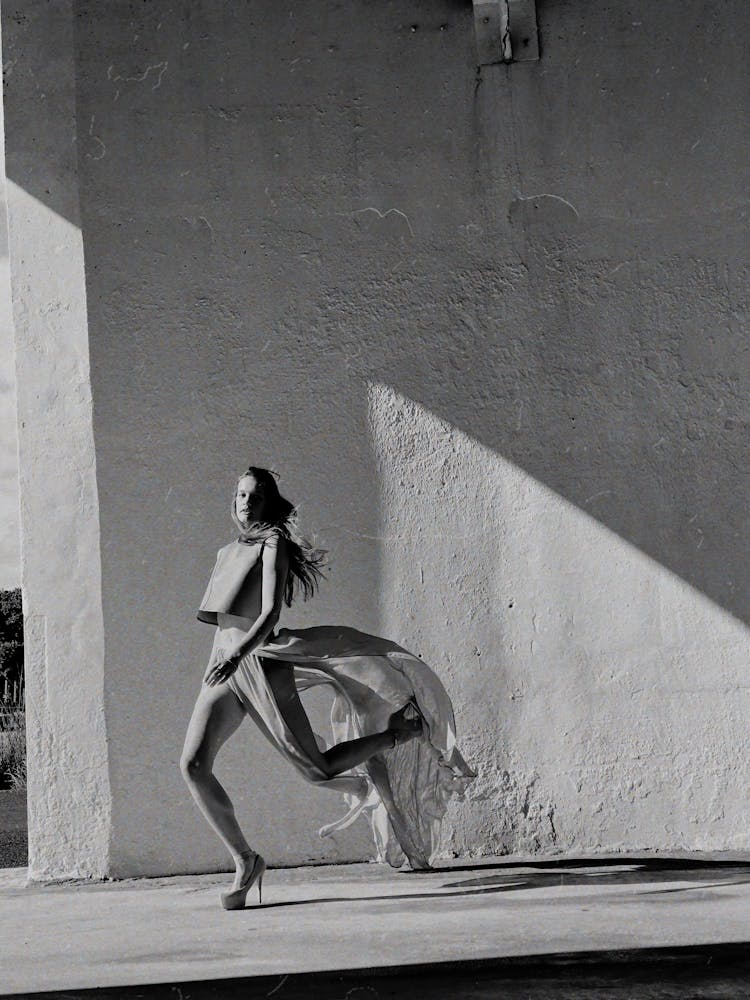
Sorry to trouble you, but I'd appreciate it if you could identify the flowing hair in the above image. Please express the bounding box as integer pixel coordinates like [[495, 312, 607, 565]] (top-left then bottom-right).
[[231, 466, 329, 607]]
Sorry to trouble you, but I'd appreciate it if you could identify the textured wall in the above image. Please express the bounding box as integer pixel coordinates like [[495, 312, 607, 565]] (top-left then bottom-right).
[[1, 2, 111, 879], [0, 57, 19, 591], [4, 0, 750, 878]]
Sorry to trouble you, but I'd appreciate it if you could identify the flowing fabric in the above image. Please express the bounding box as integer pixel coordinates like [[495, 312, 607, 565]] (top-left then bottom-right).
[[208, 620, 477, 870]]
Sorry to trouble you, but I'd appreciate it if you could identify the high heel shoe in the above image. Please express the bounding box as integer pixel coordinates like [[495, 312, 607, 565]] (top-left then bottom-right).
[[387, 701, 423, 746], [220, 851, 266, 910]]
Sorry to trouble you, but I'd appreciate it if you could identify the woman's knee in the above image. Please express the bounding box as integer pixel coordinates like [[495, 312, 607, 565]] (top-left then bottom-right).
[[180, 749, 212, 782], [180, 687, 245, 782], [318, 749, 338, 779]]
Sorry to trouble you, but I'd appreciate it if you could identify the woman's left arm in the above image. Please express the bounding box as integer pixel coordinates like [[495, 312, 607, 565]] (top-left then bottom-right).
[[235, 534, 290, 657], [204, 535, 290, 687]]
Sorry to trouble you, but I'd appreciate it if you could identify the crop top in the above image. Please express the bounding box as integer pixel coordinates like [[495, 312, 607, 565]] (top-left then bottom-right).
[[196, 538, 267, 625]]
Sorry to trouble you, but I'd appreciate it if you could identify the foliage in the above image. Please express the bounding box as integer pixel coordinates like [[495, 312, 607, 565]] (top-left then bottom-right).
[[0, 591, 25, 787], [0, 588, 23, 639], [0, 707, 25, 789], [0, 589, 23, 691]]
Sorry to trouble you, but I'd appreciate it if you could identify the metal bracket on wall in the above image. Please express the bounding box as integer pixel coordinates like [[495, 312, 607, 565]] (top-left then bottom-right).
[[472, 0, 539, 65]]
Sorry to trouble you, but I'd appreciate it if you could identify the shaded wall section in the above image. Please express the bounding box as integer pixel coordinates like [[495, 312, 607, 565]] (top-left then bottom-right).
[[3, 0, 750, 878]]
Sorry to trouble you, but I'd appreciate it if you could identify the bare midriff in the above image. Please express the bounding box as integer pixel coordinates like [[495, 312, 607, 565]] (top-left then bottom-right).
[[216, 611, 257, 631], [215, 612, 280, 651]]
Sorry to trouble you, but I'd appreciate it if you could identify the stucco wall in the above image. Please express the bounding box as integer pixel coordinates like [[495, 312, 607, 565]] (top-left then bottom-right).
[[4, 0, 750, 878], [0, 46, 19, 592], [1, 1, 111, 879]]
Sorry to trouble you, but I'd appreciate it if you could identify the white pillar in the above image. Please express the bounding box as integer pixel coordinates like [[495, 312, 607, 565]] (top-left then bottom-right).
[[1, 0, 112, 880]]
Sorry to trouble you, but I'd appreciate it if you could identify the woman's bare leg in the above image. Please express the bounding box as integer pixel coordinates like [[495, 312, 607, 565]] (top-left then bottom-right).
[[262, 663, 402, 777], [180, 683, 257, 887]]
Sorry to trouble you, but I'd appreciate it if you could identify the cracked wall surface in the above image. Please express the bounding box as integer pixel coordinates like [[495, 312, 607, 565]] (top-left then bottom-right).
[[3, 0, 750, 877]]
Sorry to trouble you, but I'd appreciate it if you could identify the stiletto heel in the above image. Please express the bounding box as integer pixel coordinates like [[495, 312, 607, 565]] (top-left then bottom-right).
[[220, 852, 267, 910]]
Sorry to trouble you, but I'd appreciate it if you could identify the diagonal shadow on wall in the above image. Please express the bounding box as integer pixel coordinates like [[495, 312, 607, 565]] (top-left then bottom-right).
[[3, 0, 750, 872], [4, 0, 748, 630]]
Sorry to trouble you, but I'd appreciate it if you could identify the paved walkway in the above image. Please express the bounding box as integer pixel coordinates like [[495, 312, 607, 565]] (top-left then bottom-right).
[[0, 790, 26, 868], [2, 853, 750, 996]]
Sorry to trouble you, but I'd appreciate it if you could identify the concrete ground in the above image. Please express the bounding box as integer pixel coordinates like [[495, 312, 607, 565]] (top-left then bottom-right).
[[0, 789, 27, 868], [3, 853, 750, 998]]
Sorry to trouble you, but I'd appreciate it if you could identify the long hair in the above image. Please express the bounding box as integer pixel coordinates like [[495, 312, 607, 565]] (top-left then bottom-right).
[[231, 466, 329, 607]]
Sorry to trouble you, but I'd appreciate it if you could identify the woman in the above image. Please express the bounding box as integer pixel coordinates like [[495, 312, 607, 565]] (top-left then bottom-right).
[[181, 466, 477, 910]]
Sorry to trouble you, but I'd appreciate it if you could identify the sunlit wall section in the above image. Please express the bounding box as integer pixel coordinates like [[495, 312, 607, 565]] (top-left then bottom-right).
[[2, 0, 112, 887], [0, 59, 20, 592], [368, 381, 750, 856]]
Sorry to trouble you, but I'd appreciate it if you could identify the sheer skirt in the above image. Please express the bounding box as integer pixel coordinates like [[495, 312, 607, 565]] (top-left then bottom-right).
[[209, 620, 477, 870]]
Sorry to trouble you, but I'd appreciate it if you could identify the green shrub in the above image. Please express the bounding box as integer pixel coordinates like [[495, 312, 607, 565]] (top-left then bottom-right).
[[0, 708, 26, 790]]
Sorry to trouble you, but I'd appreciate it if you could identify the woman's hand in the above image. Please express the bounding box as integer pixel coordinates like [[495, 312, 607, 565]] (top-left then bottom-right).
[[203, 653, 240, 687]]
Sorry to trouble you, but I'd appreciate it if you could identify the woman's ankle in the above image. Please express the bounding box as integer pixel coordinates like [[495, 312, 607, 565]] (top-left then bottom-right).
[[233, 848, 256, 864]]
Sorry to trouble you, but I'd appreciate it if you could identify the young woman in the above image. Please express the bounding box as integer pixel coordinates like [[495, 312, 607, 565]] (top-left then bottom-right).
[[181, 466, 476, 910]]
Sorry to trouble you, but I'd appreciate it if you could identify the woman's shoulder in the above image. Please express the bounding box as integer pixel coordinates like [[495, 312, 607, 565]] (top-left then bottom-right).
[[216, 537, 260, 559], [262, 526, 292, 559], [263, 526, 287, 548], [218, 537, 245, 553]]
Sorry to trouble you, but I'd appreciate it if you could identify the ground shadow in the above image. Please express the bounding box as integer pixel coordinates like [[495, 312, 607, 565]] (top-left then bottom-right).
[[424, 854, 750, 875], [219, 856, 750, 911], [8, 941, 750, 999]]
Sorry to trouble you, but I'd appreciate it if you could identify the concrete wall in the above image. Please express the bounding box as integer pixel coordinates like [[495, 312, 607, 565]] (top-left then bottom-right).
[[3, 0, 750, 878], [1, 1, 111, 879], [0, 26, 20, 593]]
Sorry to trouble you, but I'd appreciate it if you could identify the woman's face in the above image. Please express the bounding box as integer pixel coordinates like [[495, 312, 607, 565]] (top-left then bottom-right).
[[235, 475, 269, 527]]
